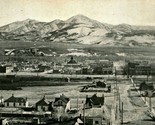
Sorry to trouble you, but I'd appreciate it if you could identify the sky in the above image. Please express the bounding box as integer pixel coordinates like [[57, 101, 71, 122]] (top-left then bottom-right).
[[0, 0, 155, 26]]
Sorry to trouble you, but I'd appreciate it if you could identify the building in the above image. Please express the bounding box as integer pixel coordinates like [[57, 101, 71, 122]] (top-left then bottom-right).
[[0, 66, 6, 73], [139, 81, 154, 92], [85, 116, 103, 125], [54, 94, 70, 112], [35, 96, 49, 111], [4, 94, 28, 108], [91, 60, 113, 75], [74, 116, 107, 125], [85, 94, 104, 108], [63, 56, 82, 74], [64, 56, 81, 68], [127, 61, 151, 76], [94, 79, 107, 88], [0, 64, 14, 73], [0, 96, 4, 107]]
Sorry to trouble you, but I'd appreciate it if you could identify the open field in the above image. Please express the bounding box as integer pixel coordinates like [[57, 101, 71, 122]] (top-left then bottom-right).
[[1, 40, 155, 62], [1, 78, 155, 124]]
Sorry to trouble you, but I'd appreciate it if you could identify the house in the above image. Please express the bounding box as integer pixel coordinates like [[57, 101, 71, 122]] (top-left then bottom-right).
[[94, 79, 107, 88], [0, 64, 14, 73], [85, 116, 103, 125], [0, 118, 9, 125], [64, 56, 81, 69], [74, 116, 106, 125], [74, 118, 83, 125], [54, 94, 70, 112], [35, 96, 49, 111], [91, 60, 113, 75], [0, 96, 4, 107], [85, 94, 104, 108], [67, 56, 77, 64], [4, 94, 28, 108], [139, 81, 154, 92], [127, 61, 151, 76], [0, 66, 6, 73]]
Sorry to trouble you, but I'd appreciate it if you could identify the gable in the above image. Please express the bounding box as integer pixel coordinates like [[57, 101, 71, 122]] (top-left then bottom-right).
[[4, 96, 26, 103]]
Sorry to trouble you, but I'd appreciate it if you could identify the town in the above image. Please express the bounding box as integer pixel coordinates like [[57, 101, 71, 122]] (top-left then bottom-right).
[[0, 50, 155, 125], [1, 0, 155, 124]]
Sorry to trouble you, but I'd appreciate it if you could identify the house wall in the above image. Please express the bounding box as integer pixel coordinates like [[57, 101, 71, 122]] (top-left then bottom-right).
[[2, 119, 9, 125], [54, 100, 66, 107], [6, 67, 14, 73], [86, 117, 102, 125], [65, 101, 70, 112], [26, 101, 29, 107], [4, 102, 27, 108], [37, 105, 49, 111]]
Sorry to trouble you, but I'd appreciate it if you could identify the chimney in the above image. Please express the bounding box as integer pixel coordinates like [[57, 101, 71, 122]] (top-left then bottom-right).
[[43, 95, 45, 100], [86, 95, 88, 99]]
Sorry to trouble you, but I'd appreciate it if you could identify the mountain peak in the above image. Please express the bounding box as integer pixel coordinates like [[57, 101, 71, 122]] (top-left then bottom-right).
[[66, 14, 91, 24], [22, 18, 39, 23], [71, 14, 89, 18]]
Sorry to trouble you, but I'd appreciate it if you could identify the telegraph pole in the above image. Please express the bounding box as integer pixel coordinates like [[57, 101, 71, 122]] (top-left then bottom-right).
[[115, 67, 117, 87], [77, 95, 79, 111], [83, 103, 85, 125], [121, 102, 123, 124], [149, 97, 152, 112]]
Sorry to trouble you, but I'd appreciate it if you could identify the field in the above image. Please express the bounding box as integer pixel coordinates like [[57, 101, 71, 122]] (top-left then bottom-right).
[[1, 78, 155, 124], [1, 40, 155, 124], [1, 40, 155, 62]]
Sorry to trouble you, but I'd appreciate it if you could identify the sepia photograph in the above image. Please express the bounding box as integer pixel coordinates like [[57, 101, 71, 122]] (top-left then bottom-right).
[[0, 0, 155, 124]]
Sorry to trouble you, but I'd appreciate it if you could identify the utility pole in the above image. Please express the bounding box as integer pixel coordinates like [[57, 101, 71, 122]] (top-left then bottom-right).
[[115, 67, 117, 87], [148, 90, 152, 112], [83, 103, 85, 125], [121, 102, 123, 125], [149, 97, 152, 112], [77, 95, 79, 111]]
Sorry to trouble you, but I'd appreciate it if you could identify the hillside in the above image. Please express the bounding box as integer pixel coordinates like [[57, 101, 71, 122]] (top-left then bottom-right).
[[0, 14, 155, 46]]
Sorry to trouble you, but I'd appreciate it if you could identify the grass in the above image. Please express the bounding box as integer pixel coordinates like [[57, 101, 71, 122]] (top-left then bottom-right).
[[1, 40, 155, 62]]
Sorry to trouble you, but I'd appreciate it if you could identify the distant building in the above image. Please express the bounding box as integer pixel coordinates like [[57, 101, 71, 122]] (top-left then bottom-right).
[[94, 79, 107, 88], [67, 56, 77, 64], [91, 60, 113, 75], [54, 94, 70, 112], [64, 56, 81, 68], [85, 116, 103, 125], [0, 96, 4, 107], [74, 116, 106, 125], [139, 81, 154, 92], [127, 61, 151, 76], [63, 56, 82, 74], [4, 94, 28, 108], [85, 94, 104, 108], [0, 66, 6, 73], [35, 96, 49, 111]]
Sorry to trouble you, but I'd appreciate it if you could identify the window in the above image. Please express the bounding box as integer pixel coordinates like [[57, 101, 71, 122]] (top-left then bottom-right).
[[58, 101, 62, 106], [13, 103, 15, 107], [7, 102, 9, 106], [95, 121, 99, 124], [19, 103, 21, 106], [23, 103, 25, 106]]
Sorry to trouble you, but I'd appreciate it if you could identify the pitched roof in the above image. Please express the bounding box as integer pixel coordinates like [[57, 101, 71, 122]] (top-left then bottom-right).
[[86, 94, 104, 106], [139, 81, 154, 91], [54, 94, 70, 103], [4, 95, 27, 103], [67, 56, 77, 64], [36, 97, 48, 106]]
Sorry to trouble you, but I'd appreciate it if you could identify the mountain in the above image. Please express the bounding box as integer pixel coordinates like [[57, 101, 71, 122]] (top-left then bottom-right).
[[0, 14, 155, 46]]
